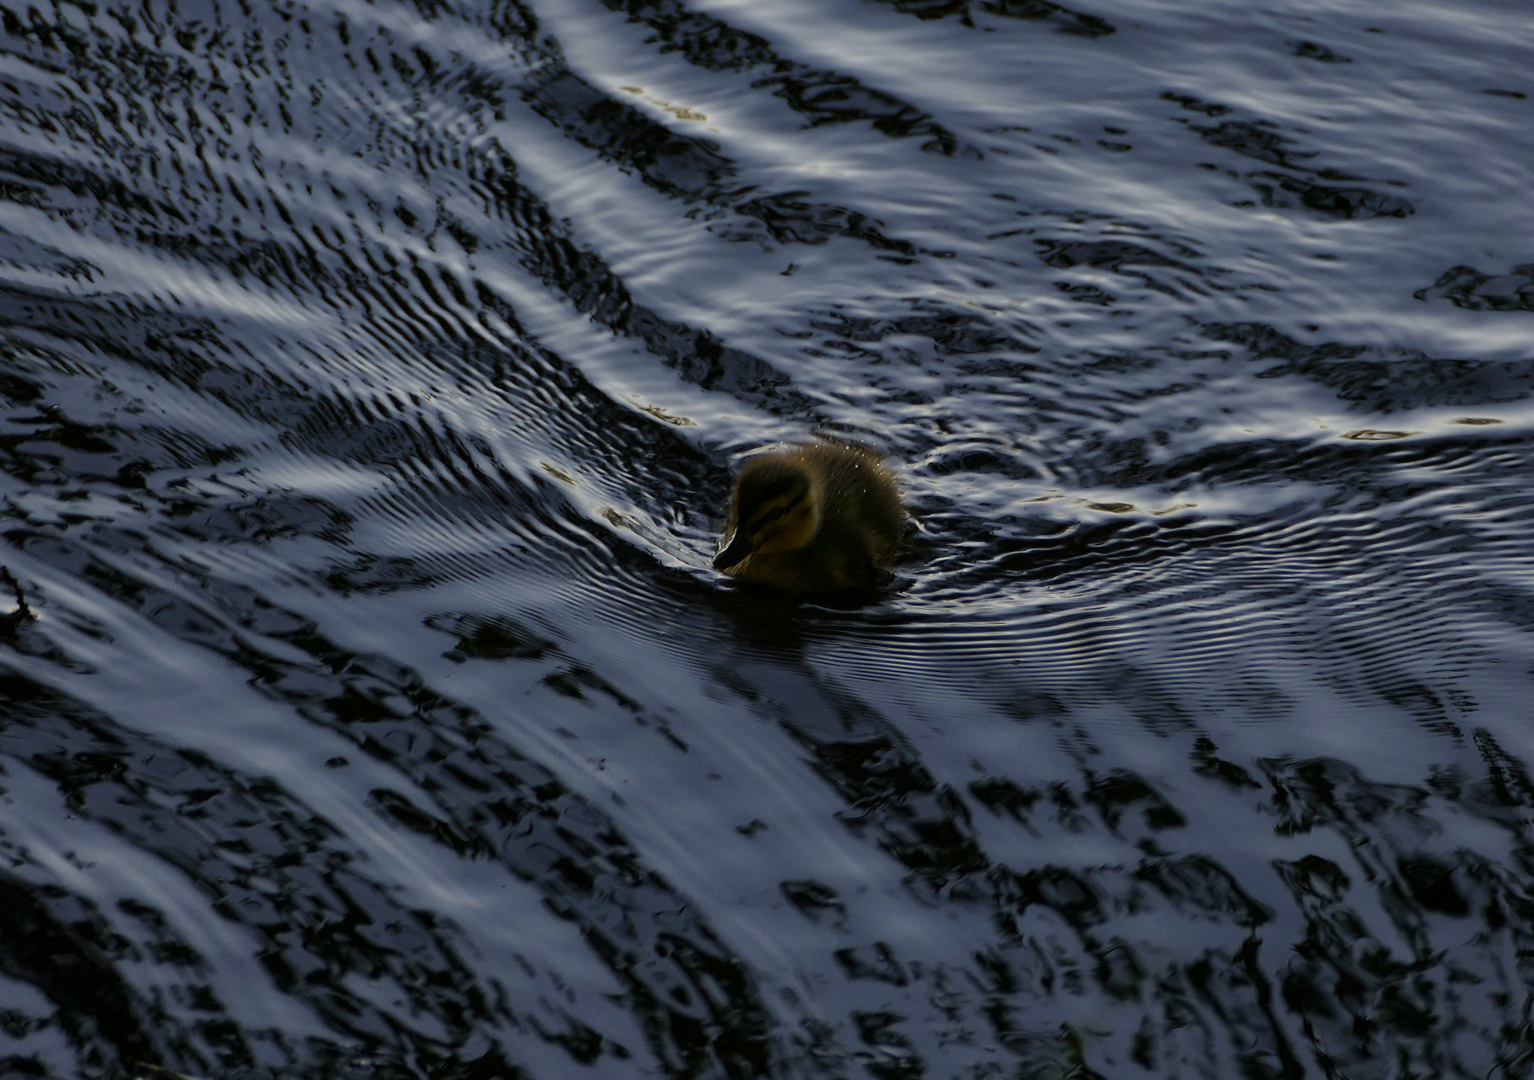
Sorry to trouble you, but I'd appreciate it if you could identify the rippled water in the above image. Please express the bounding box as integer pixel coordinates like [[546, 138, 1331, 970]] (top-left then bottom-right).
[[2, 0, 1533, 1076]]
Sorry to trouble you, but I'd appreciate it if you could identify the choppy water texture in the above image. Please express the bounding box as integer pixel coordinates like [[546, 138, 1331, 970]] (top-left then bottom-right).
[[1, 0, 1533, 1076]]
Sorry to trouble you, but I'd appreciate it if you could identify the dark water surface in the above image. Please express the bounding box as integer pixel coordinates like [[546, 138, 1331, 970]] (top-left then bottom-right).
[[2, 0, 1534, 1076]]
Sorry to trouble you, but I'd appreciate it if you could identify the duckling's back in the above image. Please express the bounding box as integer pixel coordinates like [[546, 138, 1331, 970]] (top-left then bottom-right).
[[787, 440, 905, 591]]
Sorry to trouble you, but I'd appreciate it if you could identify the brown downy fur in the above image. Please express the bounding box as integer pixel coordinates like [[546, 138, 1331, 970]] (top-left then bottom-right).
[[714, 439, 905, 593]]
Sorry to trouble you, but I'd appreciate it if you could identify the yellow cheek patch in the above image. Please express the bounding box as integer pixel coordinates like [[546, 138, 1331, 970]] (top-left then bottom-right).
[[748, 494, 799, 532], [753, 501, 817, 555]]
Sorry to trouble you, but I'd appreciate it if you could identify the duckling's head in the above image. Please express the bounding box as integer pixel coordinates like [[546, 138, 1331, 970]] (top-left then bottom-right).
[[713, 455, 823, 571]]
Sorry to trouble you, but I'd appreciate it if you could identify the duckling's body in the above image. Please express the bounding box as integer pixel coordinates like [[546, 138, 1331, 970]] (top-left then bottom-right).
[[714, 439, 905, 593]]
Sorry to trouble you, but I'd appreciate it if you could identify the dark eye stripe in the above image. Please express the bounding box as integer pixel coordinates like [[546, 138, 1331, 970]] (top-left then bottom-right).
[[752, 492, 803, 530]]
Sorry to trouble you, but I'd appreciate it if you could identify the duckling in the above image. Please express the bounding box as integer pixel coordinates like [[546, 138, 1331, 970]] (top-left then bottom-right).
[[714, 438, 905, 593]]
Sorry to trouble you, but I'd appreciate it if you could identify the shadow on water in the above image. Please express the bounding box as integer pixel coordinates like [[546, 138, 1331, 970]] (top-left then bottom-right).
[[3, 0, 1534, 1075]]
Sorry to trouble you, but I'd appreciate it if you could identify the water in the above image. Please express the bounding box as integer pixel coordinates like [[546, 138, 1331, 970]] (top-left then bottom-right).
[[1, 0, 1533, 1076]]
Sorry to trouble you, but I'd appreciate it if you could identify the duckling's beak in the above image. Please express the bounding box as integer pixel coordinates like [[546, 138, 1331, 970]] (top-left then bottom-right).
[[713, 530, 753, 570]]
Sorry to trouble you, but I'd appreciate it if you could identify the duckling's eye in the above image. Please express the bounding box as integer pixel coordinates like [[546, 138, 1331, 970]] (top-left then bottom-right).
[[751, 512, 782, 535]]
